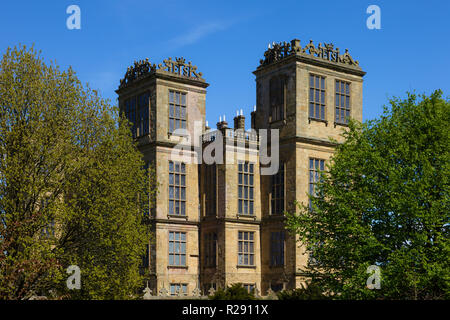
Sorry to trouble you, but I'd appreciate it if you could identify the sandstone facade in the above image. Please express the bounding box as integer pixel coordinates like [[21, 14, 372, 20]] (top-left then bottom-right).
[[116, 40, 365, 295]]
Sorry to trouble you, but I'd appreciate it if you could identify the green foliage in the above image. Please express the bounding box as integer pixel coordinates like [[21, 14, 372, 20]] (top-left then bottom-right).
[[209, 283, 256, 300], [276, 281, 326, 300], [0, 45, 156, 299], [286, 91, 450, 299]]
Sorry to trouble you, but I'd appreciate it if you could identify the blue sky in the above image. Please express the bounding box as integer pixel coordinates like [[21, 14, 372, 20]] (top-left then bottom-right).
[[1, 0, 449, 126]]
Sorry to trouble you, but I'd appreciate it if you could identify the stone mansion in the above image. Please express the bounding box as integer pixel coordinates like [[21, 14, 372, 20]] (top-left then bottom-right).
[[115, 38, 365, 296]]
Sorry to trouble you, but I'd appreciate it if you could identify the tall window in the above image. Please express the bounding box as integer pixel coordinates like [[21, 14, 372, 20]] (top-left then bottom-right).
[[205, 164, 216, 216], [271, 163, 285, 215], [269, 76, 286, 122], [204, 232, 217, 267], [238, 162, 254, 215], [169, 161, 186, 216], [138, 93, 149, 136], [335, 80, 351, 124], [238, 231, 254, 266], [125, 98, 137, 138], [169, 231, 186, 266], [309, 158, 325, 207], [41, 220, 55, 238], [270, 231, 285, 266], [142, 161, 154, 216], [142, 244, 150, 269], [170, 283, 187, 296], [169, 90, 187, 133], [309, 74, 326, 120]]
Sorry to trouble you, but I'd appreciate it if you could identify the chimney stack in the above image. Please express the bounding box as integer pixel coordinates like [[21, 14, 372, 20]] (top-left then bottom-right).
[[233, 109, 245, 130], [216, 115, 228, 130], [251, 105, 256, 129]]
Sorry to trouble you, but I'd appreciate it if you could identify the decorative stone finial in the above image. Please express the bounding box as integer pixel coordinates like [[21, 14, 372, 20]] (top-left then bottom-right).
[[254, 287, 261, 298], [158, 285, 169, 297], [192, 287, 202, 297], [143, 282, 153, 299], [259, 38, 360, 68], [119, 56, 204, 89], [266, 288, 278, 300]]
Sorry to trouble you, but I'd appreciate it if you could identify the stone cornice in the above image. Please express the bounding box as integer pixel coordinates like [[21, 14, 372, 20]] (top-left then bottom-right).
[[149, 218, 199, 226], [201, 216, 261, 225], [280, 135, 339, 148]]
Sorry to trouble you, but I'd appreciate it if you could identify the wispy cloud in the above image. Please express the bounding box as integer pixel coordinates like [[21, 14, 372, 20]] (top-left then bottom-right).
[[166, 20, 234, 49]]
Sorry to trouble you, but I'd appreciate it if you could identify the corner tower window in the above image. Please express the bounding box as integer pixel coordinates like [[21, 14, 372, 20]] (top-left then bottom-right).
[[309, 74, 326, 121], [335, 80, 351, 124], [269, 76, 286, 122], [238, 162, 254, 215], [169, 161, 186, 216], [169, 90, 187, 133]]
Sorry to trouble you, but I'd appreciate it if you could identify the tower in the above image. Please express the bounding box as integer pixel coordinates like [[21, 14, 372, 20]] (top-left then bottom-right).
[[252, 39, 365, 292], [199, 113, 261, 293], [116, 57, 208, 295]]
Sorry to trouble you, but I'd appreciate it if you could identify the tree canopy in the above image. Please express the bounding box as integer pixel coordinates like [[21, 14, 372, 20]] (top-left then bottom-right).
[[0, 46, 155, 299], [286, 90, 449, 299]]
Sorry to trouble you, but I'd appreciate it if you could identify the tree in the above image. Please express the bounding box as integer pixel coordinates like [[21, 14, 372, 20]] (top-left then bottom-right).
[[0, 45, 156, 299], [209, 283, 256, 300], [286, 91, 449, 299], [276, 281, 326, 300]]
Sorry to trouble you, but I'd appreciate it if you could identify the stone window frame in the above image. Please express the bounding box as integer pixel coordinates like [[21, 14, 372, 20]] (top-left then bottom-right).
[[270, 163, 285, 215], [205, 164, 217, 216], [41, 219, 55, 238], [308, 73, 327, 122], [204, 232, 217, 268], [123, 93, 150, 138], [137, 92, 150, 137], [168, 161, 186, 216], [238, 161, 255, 216], [243, 283, 256, 294], [309, 158, 325, 208], [168, 89, 187, 134], [269, 75, 287, 123], [335, 79, 351, 125], [238, 231, 255, 266], [168, 231, 187, 267], [142, 243, 150, 269], [142, 161, 156, 217], [169, 283, 188, 296], [124, 97, 137, 138], [270, 231, 285, 267]]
